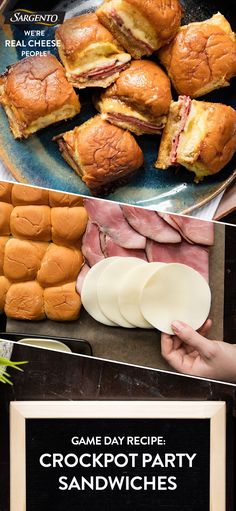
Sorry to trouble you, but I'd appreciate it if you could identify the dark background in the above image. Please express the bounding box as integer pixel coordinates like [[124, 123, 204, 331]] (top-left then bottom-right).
[[0, 343, 235, 511], [26, 418, 210, 511]]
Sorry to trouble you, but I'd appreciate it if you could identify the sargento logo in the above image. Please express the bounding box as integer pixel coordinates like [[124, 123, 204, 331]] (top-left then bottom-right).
[[5, 9, 66, 26]]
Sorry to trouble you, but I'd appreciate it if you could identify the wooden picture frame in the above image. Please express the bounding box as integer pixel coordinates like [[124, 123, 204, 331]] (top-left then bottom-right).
[[10, 400, 226, 511]]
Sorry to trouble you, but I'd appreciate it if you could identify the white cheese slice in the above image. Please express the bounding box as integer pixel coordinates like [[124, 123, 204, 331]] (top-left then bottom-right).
[[118, 262, 166, 328], [81, 258, 120, 326], [97, 257, 145, 328], [140, 263, 211, 334]]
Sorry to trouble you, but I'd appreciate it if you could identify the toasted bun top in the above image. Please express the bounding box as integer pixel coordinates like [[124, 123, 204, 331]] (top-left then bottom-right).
[[159, 13, 236, 97], [122, 0, 182, 43], [1, 55, 80, 124], [193, 101, 236, 174], [62, 116, 144, 185], [56, 13, 121, 56], [101, 60, 172, 117]]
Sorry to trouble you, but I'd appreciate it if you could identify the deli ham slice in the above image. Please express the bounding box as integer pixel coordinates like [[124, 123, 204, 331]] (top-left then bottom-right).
[[80, 61, 129, 80], [122, 206, 181, 243], [82, 220, 105, 267], [76, 263, 90, 295], [146, 239, 209, 281], [102, 234, 147, 260], [105, 113, 164, 134], [159, 213, 214, 246], [170, 96, 192, 165], [84, 199, 146, 249], [109, 9, 154, 54]]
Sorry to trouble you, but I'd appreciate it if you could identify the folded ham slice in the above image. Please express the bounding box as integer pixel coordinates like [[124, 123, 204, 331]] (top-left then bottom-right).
[[122, 206, 181, 243], [146, 239, 209, 281], [102, 234, 147, 260], [170, 96, 192, 165], [84, 199, 146, 249], [76, 263, 90, 295], [105, 113, 164, 134], [159, 213, 214, 246], [82, 220, 105, 267], [108, 9, 154, 54], [79, 61, 129, 80]]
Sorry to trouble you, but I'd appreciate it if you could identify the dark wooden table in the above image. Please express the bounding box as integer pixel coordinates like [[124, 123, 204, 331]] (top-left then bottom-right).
[[0, 343, 236, 511]]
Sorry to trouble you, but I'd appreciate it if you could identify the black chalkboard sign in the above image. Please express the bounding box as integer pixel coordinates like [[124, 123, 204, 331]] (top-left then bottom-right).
[[10, 401, 226, 511]]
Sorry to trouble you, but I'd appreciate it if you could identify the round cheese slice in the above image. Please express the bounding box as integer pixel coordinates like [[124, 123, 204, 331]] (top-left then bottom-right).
[[97, 257, 145, 328], [118, 262, 166, 328], [140, 263, 211, 334], [81, 258, 121, 326]]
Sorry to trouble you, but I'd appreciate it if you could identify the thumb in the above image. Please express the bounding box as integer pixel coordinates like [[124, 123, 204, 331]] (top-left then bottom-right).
[[171, 321, 215, 359]]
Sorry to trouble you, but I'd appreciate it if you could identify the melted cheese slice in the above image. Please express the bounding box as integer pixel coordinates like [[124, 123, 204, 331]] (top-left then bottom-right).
[[108, 0, 158, 47], [59, 42, 130, 75], [140, 263, 211, 334]]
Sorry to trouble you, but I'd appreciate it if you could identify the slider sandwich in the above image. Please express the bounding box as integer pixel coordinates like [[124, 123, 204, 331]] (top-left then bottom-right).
[[56, 13, 131, 89], [54, 115, 144, 195], [0, 54, 80, 139], [96, 0, 183, 59], [95, 60, 172, 135], [156, 96, 236, 182], [159, 13, 236, 98]]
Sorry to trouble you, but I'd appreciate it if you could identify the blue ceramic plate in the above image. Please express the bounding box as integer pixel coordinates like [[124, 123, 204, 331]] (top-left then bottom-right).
[[0, 0, 235, 213]]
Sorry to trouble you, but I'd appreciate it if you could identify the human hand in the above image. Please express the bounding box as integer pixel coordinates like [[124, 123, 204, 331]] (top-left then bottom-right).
[[161, 320, 236, 383]]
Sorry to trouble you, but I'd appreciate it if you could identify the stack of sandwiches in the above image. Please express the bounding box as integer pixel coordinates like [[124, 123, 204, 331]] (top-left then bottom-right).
[[0, 1, 235, 193]]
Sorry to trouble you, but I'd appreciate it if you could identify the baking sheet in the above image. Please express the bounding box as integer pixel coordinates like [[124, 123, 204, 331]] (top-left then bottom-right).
[[6, 223, 225, 372]]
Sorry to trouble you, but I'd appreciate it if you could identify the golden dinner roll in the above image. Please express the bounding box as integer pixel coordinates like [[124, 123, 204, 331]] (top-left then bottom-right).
[[96, 0, 182, 58], [12, 184, 49, 206], [44, 282, 82, 321], [96, 60, 172, 135], [49, 190, 84, 207], [158, 13, 236, 97], [0, 202, 13, 235], [0, 54, 81, 139], [0, 182, 13, 202], [0, 276, 10, 311], [4, 238, 48, 282], [10, 205, 51, 241], [56, 13, 131, 88], [37, 244, 83, 287], [156, 97, 236, 181], [51, 207, 88, 246], [0, 236, 9, 275], [55, 115, 144, 195], [5, 281, 45, 320]]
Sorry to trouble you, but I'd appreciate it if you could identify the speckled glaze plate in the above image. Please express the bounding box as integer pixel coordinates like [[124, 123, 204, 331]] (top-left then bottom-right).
[[0, 0, 235, 214]]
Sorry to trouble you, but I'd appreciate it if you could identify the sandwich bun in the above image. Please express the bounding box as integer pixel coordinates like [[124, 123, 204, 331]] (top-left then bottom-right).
[[37, 244, 83, 288], [12, 184, 49, 206], [0, 202, 13, 235], [10, 205, 51, 241], [5, 281, 45, 320], [97, 0, 182, 58], [0, 182, 12, 203], [96, 59, 172, 135], [156, 97, 236, 181], [51, 207, 88, 246], [55, 115, 144, 195], [4, 238, 48, 282], [159, 13, 236, 97], [0, 237, 9, 275], [0, 276, 10, 312], [44, 282, 82, 321]]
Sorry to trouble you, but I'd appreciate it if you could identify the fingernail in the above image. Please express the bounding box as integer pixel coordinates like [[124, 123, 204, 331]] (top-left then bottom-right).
[[171, 321, 186, 333]]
